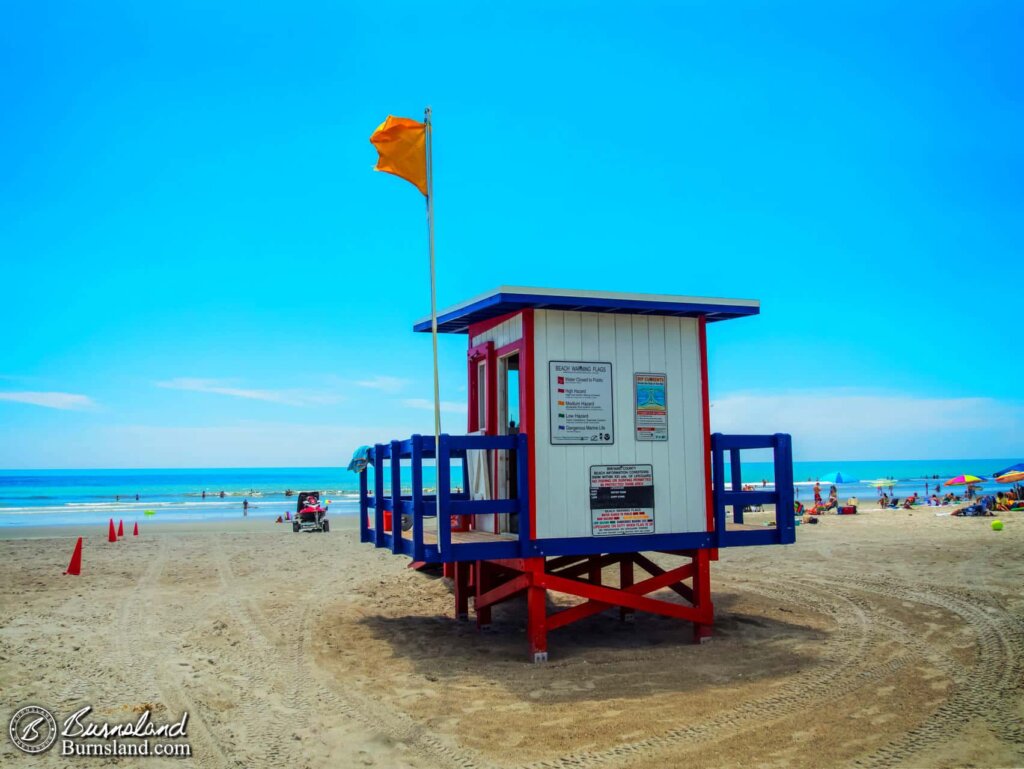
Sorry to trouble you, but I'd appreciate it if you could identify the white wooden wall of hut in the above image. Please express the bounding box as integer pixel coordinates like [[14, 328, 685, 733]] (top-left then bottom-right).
[[532, 309, 708, 539], [471, 314, 523, 348]]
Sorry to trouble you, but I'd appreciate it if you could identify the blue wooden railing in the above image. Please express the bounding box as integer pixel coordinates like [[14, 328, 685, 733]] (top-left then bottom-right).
[[359, 434, 531, 562], [359, 432, 795, 562], [710, 433, 796, 547]]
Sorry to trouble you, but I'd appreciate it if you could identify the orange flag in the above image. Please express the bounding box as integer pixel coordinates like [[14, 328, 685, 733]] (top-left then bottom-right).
[[370, 115, 428, 196]]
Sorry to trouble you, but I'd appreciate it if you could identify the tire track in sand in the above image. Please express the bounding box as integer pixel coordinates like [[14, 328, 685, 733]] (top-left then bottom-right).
[[116, 535, 237, 768], [818, 576, 1024, 768], [521, 576, 907, 769], [211, 540, 496, 769]]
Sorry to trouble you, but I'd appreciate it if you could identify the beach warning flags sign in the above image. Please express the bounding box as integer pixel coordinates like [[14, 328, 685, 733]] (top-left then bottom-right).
[[369, 116, 428, 195]]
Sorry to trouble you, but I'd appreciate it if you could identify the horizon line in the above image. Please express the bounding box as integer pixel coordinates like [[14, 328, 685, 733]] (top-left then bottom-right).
[[0, 456, 1018, 473]]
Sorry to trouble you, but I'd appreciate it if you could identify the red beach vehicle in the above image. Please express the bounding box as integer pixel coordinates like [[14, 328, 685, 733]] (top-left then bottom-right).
[[293, 491, 329, 533]]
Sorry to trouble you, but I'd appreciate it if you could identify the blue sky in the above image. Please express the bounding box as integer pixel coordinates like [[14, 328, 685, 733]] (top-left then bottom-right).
[[1, 1, 1021, 468]]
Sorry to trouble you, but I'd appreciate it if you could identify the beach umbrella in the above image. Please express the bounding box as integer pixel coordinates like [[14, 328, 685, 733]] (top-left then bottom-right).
[[995, 471, 1024, 497], [992, 462, 1024, 478], [944, 474, 986, 486], [820, 471, 859, 484]]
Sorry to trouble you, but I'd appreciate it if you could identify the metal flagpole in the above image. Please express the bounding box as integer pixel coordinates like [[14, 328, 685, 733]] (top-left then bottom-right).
[[425, 107, 442, 517]]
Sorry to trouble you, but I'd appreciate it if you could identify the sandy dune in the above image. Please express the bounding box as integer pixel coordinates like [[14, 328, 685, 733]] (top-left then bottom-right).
[[1, 510, 1022, 768]]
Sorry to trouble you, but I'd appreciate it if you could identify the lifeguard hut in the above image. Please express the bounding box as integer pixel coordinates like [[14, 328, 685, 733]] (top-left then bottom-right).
[[359, 286, 794, 661]]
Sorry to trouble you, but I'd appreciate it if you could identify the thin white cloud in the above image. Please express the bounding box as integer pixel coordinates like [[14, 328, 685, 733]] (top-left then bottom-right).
[[401, 398, 467, 415], [155, 378, 343, 407], [711, 389, 1023, 460], [355, 376, 407, 394], [0, 422, 421, 468], [0, 391, 98, 411]]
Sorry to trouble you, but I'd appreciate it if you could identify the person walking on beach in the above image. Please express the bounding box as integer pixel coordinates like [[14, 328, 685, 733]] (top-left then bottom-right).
[[813, 482, 822, 505], [243, 498, 249, 517]]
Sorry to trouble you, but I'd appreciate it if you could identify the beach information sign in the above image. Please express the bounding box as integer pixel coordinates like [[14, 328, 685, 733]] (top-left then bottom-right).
[[589, 464, 655, 535], [634, 372, 668, 441], [549, 361, 614, 445]]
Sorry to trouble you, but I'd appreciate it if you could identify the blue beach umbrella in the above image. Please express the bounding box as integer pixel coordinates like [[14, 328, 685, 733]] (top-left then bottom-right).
[[991, 462, 1024, 478], [819, 471, 859, 484]]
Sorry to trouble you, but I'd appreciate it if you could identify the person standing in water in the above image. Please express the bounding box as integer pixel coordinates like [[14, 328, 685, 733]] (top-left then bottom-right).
[[243, 498, 249, 517]]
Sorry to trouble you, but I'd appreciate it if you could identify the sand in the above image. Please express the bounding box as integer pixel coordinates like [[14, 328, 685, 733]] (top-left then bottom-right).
[[1, 508, 1022, 768]]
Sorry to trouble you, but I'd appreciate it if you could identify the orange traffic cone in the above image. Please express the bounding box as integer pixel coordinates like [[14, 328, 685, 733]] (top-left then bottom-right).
[[117, 519, 124, 538], [133, 521, 139, 536], [65, 537, 83, 575], [108, 518, 117, 543]]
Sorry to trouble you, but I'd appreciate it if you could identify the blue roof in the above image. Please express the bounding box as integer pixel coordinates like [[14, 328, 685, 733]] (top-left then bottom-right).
[[414, 286, 760, 333]]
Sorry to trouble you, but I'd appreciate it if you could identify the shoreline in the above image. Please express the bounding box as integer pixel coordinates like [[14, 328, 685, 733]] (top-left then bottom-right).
[[0, 516, 360, 540]]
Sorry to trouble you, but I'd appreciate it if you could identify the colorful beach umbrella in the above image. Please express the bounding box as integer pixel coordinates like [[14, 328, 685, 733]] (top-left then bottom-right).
[[992, 462, 1024, 478], [944, 474, 986, 486], [995, 471, 1024, 484], [819, 471, 859, 484]]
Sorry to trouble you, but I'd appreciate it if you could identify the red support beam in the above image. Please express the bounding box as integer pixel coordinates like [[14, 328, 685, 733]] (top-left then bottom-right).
[[457, 552, 714, 660], [549, 553, 620, 579], [474, 561, 492, 628], [528, 584, 548, 662], [552, 557, 704, 618], [698, 316, 720, 562], [485, 557, 537, 573], [691, 549, 714, 642], [544, 555, 590, 572], [619, 557, 634, 622], [454, 560, 471, 621], [475, 572, 530, 612], [541, 569, 707, 625], [632, 553, 695, 602]]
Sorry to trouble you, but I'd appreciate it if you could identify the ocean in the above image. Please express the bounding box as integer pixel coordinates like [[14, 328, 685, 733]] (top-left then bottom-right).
[[0, 459, 1017, 527]]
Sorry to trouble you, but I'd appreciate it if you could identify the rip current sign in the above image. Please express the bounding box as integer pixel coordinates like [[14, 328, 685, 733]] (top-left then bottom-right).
[[549, 361, 614, 445], [589, 465, 655, 536], [634, 372, 668, 441]]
